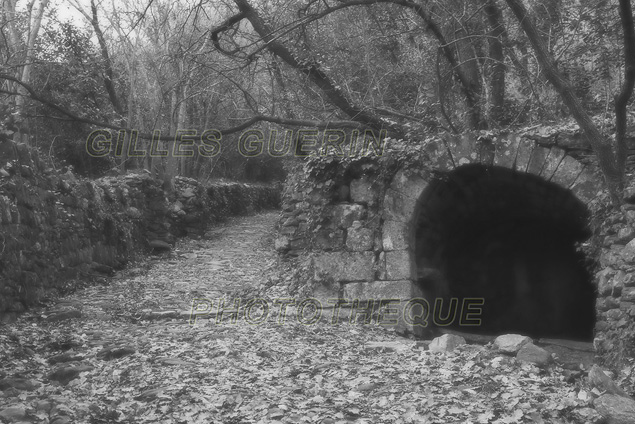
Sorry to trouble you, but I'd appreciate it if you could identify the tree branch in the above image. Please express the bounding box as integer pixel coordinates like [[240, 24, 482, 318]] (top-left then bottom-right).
[[210, 0, 491, 132], [210, 11, 247, 55], [231, 0, 400, 136]]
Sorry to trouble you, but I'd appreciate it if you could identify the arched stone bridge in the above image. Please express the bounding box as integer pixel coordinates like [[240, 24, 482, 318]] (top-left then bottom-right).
[[278, 132, 605, 341]]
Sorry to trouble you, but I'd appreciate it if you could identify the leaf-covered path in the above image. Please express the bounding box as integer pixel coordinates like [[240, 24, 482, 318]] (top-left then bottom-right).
[[0, 212, 602, 423]]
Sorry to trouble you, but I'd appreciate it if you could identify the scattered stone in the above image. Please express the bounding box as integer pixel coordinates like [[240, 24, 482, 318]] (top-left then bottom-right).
[[0, 406, 26, 422], [96, 346, 136, 360], [516, 343, 552, 367], [588, 365, 630, 397], [440, 330, 495, 345], [48, 365, 94, 385], [274, 236, 290, 251], [494, 334, 533, 354], [428, 334, 466, 353], [0, 377, 38, 391], [594, 394, 635, 424]]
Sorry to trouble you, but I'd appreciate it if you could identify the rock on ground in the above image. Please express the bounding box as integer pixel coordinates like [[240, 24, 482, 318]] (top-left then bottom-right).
[[516, 343, 552, 367], [594, 394, 635, 424], [494, 334, 532, 354], [429, 334, 466, 353]]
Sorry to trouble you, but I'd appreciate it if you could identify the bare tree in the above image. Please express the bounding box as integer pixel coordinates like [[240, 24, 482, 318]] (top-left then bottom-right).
[[2, 0, 50, 140]]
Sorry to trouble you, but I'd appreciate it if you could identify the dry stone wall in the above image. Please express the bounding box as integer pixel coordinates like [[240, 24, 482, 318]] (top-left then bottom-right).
[[276, 131, 635, 371], [0, 139, 280, 320], [594, 204, 635, 369]]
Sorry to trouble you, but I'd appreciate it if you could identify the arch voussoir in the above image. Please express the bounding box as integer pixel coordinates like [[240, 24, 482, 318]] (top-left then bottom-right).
[[541, 147, 567, 181], [551, 156, 586, 188], [526, 145, 551, 175], [493, 134, 522, 168], [514, 139, 535, 172], [570, 171, 601, 204]]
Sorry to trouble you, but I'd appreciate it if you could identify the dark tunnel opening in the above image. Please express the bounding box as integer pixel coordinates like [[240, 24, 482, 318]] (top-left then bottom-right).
[[414, 164, 596, 341]]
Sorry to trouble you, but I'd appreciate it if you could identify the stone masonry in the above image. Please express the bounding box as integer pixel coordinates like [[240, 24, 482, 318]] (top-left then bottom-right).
[[0, 138, 280, 320], [276, 131, 635, 371]]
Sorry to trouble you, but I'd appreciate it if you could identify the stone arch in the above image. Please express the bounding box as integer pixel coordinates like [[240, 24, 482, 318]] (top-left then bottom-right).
[[382, 133, 600, 339]]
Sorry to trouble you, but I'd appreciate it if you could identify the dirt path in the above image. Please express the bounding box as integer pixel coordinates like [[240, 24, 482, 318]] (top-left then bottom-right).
[[0, 211, 602, 424], [110, 211, 281, 316]]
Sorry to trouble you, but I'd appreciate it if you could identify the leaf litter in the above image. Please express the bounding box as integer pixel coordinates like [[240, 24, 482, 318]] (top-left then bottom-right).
[[0, 212, 603, 423]]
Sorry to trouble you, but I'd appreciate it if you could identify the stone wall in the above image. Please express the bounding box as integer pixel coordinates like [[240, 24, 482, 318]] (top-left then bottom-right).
[[276, 131, 635, 371], [594, 205, 635, 369], [0, 139, 280, 320]]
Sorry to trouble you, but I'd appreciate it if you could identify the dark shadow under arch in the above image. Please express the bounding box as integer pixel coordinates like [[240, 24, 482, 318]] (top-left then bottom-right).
[[414, 164, 596, 340]]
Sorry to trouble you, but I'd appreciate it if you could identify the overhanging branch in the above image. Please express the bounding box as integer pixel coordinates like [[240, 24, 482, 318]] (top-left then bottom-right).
[[213, 0, 405, 136]]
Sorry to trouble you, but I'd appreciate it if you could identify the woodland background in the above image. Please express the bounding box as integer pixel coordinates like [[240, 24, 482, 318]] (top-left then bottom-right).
[[1, 0, 635, 199]]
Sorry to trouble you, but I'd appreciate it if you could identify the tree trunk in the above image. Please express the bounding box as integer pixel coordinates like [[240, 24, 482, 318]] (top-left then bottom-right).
[[7, 0, 49, 142], [614, 0, 635, 187], [89, 0, 125, 116]]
